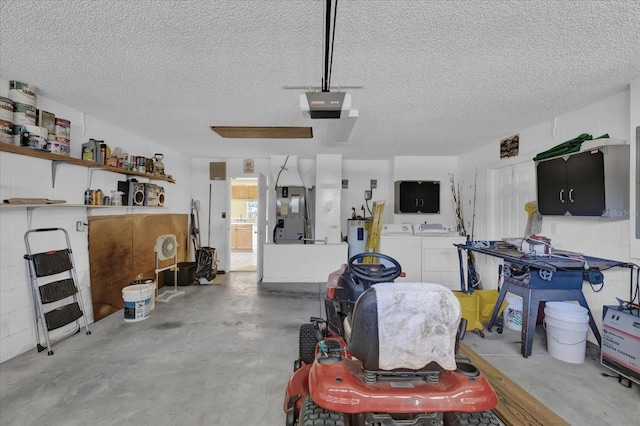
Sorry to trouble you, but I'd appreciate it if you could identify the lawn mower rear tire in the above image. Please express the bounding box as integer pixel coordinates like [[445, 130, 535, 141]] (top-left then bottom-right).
[[299, 397, 346, 426], [299, 324, 318, 364], [444, 410, 501, 425]]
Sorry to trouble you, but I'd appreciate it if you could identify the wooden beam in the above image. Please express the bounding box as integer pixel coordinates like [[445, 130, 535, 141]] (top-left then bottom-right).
[[210, 126, 313, 139], [459, 343, 570, 426]]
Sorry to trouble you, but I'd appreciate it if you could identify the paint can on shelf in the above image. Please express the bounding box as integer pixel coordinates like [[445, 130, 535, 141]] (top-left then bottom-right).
[[17, 125, 47, 150], [0, 97, 13, 122], [8, 80, 36, 107], [48, 138, 63, 154], [53, 136, 70, 156], [55, 118, 71, 139], [0, 120, 12, 144], [13, 102, 37, 126]]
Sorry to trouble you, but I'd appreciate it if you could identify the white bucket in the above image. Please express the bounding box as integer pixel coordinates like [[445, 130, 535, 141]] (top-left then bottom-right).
[[544, 302, 588, 323], [131, 279, 156, 311], [122, 284, 153, 322], [504, 294, 523, 331], [544, 302, 590, 364]]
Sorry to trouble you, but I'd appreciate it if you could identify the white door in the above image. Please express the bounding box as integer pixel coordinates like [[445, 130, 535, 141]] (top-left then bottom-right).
[[491, 162, 535, 239], [257, 173, 268, 283]]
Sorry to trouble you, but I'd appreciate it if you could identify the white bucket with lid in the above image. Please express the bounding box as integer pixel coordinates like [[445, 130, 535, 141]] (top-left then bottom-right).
[[544, 302, 590, 363], [130, 279, 156, 311], [504, 293, 523, 331], [122, 284, 153, 322]]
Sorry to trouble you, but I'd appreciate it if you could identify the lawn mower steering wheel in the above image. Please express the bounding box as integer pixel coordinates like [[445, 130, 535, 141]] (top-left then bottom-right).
[[348, 253, 402, 284]]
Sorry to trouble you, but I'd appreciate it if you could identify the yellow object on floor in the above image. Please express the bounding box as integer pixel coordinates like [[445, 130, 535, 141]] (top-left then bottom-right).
[[453, 289, 507, 331], [453, 291, 483, 331]]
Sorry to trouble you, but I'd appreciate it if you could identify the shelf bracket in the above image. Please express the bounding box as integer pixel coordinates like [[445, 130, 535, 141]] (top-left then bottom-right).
[[26, 207, 34, 229], [51, 161, 63, 188]]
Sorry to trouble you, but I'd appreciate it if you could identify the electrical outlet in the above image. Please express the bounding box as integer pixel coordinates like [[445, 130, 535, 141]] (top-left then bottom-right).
[[364, 190, 372, 200], [370, 179, 377, 189], [342, 179, 349, 188], [76, 221, 85, 232]]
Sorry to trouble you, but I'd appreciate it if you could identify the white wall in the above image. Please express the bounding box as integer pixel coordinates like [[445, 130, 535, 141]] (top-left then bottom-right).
[[0, 78, 192, 363], [341, 159, 390, 232], [459, 87, 637, 344]]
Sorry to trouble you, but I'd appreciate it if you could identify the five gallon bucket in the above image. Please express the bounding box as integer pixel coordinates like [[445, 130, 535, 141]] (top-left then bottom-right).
[[544, 302, 589, 363], [131, 279, 156, 311], [504, 294, 523, 331], [122, 284, 153, 322]]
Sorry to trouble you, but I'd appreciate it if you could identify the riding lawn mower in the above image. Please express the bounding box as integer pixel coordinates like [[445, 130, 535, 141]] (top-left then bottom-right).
[[284, 253, 500, 426]]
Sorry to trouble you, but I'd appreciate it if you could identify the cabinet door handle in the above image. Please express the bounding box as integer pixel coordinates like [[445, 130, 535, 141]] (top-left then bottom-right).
[[568, 188, 574, 202], [421, 199, 424, 207], [559, 189, 565, 203], [415, 198, 419, 206]]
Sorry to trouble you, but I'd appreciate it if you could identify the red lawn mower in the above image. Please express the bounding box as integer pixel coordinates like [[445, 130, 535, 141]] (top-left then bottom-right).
[[284, 253, 500, 426]]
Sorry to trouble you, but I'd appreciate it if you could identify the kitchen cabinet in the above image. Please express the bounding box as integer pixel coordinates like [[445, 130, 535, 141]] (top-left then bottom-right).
[[231, 223, 253, 250], [232, 185, 257, 199], [394, 181, 440, 214], [248, 186, 258, 199], [536, 145, 629, 217]]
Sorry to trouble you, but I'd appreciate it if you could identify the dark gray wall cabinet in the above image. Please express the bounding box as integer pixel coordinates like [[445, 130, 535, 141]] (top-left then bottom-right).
[[536, 145, 629, 217], [394, 181, 440, 214]]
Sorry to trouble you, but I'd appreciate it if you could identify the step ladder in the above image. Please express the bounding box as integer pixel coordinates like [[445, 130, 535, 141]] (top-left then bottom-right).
[[24, 228, 91, 355], [364, 201, 385, 263]]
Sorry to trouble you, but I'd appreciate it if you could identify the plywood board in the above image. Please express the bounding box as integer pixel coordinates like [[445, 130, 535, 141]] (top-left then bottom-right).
[[88, 215, 134, 321], [89, 213, 188, 321], [459, 343, 569, 426]]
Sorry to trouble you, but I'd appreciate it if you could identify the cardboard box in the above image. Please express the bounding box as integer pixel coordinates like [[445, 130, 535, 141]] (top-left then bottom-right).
[[601, 305, 640, 384]]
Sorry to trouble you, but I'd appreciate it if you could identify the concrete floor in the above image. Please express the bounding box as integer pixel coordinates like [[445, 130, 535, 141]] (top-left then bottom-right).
[[1, 272, 638, 425]]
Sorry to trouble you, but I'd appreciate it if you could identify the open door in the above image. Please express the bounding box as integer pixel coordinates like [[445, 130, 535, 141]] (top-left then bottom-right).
[[257, 173, 268, 282]]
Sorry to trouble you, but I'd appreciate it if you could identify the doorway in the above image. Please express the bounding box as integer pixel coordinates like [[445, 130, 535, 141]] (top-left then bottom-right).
[[230, 178, 258, 271]]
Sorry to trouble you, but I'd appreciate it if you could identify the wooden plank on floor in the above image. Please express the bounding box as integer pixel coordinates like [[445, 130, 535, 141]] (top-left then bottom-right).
[[459, 343, 570, 426]]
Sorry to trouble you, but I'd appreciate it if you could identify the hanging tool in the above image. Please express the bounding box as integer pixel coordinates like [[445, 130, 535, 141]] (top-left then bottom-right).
[[467, 168, 482, 291], [190, 199, 201, 257], [524, 200, 542, 237]]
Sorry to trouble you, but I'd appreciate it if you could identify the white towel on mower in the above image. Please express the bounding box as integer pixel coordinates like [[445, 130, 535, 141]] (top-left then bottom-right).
[[373, 282, 461, 371]]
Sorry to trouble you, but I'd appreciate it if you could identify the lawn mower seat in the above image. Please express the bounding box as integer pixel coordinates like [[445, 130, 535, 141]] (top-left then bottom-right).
[[348, 282, 461, 371]]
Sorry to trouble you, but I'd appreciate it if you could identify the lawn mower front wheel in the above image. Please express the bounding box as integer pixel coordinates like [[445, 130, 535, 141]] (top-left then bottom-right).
[[299, 397, 346, 426]]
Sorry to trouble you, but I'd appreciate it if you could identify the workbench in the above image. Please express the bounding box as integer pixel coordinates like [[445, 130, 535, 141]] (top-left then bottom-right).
[[455, 241, 632, 357]]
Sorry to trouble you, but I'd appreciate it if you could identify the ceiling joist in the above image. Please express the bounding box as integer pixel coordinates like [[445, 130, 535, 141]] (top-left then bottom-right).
[[211, 126, 313, 139]]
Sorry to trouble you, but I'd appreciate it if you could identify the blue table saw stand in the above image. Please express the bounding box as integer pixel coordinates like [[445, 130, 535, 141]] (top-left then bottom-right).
[[455, 241, 631, 358]]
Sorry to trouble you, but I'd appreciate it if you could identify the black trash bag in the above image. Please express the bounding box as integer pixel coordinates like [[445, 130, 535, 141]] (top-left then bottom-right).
[[195, 247, 217, 281]]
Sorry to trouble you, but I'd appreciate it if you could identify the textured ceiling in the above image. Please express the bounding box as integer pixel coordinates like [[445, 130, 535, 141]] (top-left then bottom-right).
[[1, 0, 639, 160]]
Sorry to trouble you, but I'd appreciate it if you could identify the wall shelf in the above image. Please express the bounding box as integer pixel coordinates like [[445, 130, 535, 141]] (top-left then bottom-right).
[[0, 143, 176, 187], [0, 203, 166, 209]]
